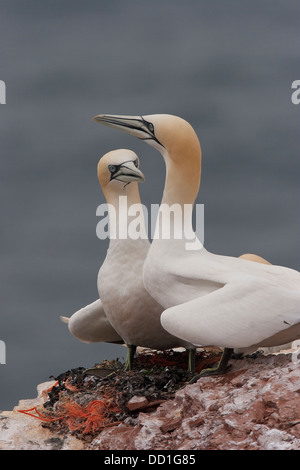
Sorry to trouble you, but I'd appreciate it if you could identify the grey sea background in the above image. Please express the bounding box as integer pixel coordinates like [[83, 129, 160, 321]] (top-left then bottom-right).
[[0, 1, 299, 410]]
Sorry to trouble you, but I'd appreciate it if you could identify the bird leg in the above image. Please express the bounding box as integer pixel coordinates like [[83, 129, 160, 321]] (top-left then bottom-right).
[[189, 347, 233, 383], [187, 348, 196, 373], [124, 344, 137, 371]]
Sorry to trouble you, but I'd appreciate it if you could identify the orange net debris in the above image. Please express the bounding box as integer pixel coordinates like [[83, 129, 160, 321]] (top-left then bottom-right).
[[57, 398, 121, 434], [18, 406, 62, 422], [17, 349, 222, 441], [18, 377, 121, 435], [18, 396, 120, 435]]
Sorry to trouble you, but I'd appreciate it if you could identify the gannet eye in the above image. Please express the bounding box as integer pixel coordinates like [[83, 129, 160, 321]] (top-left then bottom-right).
[[134, 159, 139, 168], [148, 123, 154, 133], [108, 164, 117, 173]]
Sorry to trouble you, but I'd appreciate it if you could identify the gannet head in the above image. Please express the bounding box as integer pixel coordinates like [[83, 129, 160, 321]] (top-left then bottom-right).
[[92, 114, 201, 163], [97, 149, 145, 192]]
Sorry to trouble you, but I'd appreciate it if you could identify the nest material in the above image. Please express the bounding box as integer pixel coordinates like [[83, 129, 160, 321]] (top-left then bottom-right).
[[39, 348, 221, 442]]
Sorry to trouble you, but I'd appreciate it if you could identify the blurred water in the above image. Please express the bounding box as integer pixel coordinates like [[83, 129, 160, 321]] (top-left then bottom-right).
[[0, 0, 299, 410]]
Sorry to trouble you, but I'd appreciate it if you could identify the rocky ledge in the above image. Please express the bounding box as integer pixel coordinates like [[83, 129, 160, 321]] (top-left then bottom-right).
[[0, 381, 84, 450], [1, 349, 300, 450]]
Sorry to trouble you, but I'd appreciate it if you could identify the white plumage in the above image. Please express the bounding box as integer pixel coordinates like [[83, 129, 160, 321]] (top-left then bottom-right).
[[61, 299, 122, 344], [96, 149, 194, 368], [93, 114, 300, 362], [64, 148, 194, 369]]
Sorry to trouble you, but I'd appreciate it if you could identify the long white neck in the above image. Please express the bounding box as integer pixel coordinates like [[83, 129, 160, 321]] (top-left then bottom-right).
[[153, 134, 202, 245], [161, 151, 201, 207], [104, 184, 148, 243]]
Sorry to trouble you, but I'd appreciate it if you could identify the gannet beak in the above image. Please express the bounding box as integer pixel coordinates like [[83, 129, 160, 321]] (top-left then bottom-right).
[[92, 114, 163, 147], [111, 160, 145, 183]]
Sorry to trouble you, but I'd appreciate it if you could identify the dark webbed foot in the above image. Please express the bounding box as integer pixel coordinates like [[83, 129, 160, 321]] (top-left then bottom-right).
[[246, 349, 264, 359], [189, 347, 233, 384]]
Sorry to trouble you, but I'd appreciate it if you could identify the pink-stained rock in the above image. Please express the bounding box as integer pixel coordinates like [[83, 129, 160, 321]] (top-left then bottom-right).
[[1, 351, 300, 450], [88, 353, 300, 450], [127, 396, 149, 411], [0, 382, 84, 450]]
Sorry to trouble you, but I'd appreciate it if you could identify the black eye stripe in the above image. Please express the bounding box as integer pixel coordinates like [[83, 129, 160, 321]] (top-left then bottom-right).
[[141, 117, 164, 148], [141, 117, 154, 134], [108, 159, 138, 179]]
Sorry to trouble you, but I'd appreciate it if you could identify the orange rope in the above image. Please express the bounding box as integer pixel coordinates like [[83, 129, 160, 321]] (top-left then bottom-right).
[[64, 377, 79, 392], [18, 396, 120, 434], [58, 398, 120, 434], [17, 407, 62, 422]]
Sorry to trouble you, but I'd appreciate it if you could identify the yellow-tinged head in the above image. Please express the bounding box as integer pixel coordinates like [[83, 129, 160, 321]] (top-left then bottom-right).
[[93, 114, 201, 164], [93, 114, 202, 205], [97, 149, 144, 192]]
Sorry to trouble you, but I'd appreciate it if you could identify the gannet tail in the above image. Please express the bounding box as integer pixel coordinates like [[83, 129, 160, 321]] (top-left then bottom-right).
[[60, 316, 70, 324]]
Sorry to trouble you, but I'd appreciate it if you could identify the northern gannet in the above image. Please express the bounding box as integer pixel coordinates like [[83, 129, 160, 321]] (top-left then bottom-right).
[[62, 149, 195, 370], [93, 114, 300, 376], [95, 149, 195, 370]]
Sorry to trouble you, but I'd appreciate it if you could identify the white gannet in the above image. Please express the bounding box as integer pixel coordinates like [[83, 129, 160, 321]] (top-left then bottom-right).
[[60, 299, 123, 344], [62, 148, 195, 370], [93, 114, 300, 376], [95, 149, 195, 370]]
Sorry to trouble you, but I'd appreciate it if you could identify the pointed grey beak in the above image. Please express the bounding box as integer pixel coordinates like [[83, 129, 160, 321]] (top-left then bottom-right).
[[92, 114, 148, 138], [112, 160, 145, 183], [92, 114, 163, 147]]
